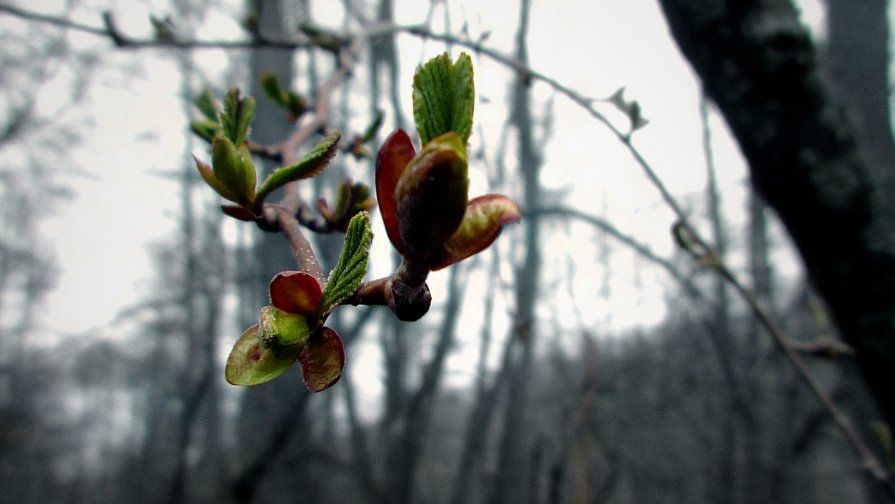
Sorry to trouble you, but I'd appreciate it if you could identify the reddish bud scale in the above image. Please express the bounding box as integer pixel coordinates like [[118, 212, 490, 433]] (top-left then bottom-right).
[[394, 142, 469, 261]]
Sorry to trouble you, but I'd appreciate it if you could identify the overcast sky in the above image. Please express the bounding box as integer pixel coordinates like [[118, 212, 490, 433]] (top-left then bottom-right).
[[14, 0, 831, 361]]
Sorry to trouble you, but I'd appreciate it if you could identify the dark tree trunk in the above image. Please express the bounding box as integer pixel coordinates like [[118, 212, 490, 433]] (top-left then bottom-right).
[[656, 0, 895, 427]]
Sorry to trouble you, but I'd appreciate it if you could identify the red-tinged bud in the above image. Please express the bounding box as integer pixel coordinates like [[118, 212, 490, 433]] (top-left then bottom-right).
[[299, 327, 345, 392], [269, 271, 323, 318], [375, 129, 416, 255], [394, 132, 469, 262]]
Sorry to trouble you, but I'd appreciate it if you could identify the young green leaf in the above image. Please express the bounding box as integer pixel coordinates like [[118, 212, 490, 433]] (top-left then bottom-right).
[[319, 212, 373, 318], [220, 88, 254, 145], [361, 110, 384, 143], [260, 72, 289, 106], [211, 135, 253, 205], [225, 325, 299, 386], [194, 89, 220, 121], [195, 155, 239, 203], [412, 52, 475, 145], [190, 120, 219, 143], [252, 131, 342, 212], [450, 53, 475, 143]]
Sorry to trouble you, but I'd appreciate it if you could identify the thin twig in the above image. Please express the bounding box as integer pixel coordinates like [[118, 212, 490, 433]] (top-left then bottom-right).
[[271, 205, 324, 284]]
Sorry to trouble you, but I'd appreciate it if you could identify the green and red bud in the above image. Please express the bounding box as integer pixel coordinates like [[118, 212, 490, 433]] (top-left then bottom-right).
[[299, 327, 345, 392], [225, 324, 297, 386], [258, 305, 310, 359], [394, 131, 469, 262], [375, 128, 521, 272], [225, 270, 346, 391], [317, 180, 375, 232]]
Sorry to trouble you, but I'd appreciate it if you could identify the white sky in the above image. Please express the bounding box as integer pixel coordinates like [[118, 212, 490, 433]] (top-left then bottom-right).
[[12, 0, 832, 396]]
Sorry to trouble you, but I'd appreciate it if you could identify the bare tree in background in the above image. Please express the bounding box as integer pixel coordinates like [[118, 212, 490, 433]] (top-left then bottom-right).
[[657, 0, 895, 429]]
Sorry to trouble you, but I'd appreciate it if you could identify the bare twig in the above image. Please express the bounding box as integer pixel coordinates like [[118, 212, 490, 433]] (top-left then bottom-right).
[[268, 205, 324, 283]]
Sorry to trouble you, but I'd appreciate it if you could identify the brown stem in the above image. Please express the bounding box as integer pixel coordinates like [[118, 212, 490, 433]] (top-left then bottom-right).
[[347, 258, 433, 321], [269, 205, 324, 285], [348, 277, 390, 307]]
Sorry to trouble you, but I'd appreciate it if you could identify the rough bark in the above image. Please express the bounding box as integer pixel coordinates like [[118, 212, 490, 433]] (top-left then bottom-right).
[[657, 0, 895, 426]]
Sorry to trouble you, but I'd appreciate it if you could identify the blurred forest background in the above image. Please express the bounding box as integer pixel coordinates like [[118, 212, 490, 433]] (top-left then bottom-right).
[[1, 0, 894, 503]]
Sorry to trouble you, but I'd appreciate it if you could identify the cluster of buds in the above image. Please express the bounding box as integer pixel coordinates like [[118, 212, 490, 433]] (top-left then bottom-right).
[[226, 271, 345, 392], [197, 52, 520, 393], [373, 128, 520, 320]]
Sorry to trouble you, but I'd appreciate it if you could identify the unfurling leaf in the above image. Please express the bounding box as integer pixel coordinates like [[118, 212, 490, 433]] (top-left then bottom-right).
[[225, 325, 299, 386], [299, 327, 345, 392], [269, 271, 323, 317], [220, 88, 255, 145], [211, 135, 254, 206], [260, 72, 289, 106], [299, 22, 347, 53], [317, 180, 375, 232], [253, 131, 342, 212], [190, 120, 219, 143], [195, 156, 238, 203], [412, 52, 475, 145], [361, 110, 384, 143], [193, 89, 220, 121], [319, 212, 373, 318], [432, 194, 522, 270]]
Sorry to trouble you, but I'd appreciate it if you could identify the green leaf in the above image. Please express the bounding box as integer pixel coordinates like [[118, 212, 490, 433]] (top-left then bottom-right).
[[319, 212, 373, 318], [194, 155, 239, 203], [361, 110, 384, 143], [220, 88, 254, 145], [252, 131, 342, 212], [260, 72, 289, 106], [190, 120, 219, 143], [194, 89, 220, 121], [412, 52, 475, 145], [211, 135, 254, 205], [225, 325, 299, 386]]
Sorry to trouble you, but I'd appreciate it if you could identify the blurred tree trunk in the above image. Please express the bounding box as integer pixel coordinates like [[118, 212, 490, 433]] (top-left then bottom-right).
[[822, 2, 894, 501], [824, 0, 895, 192], [233, 1, 308, 502], [656, 0, 895, 428], [383, 266, 464, 504], [702, 95, 739, 504], [490, 0, 542, 502]]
